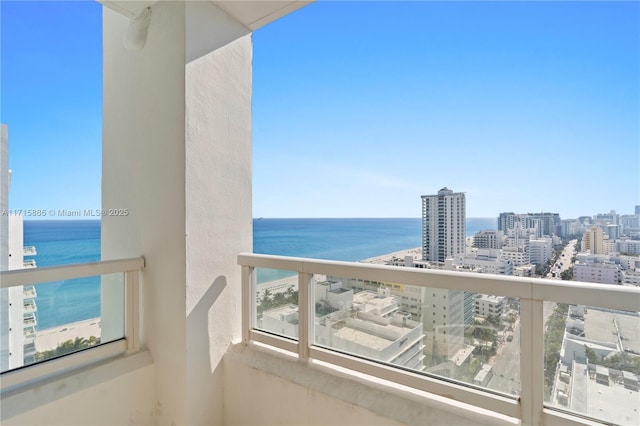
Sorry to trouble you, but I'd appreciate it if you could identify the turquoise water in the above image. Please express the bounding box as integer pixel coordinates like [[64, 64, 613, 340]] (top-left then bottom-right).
[[24, 217, 496, 328], [24, 221, 101, 329]]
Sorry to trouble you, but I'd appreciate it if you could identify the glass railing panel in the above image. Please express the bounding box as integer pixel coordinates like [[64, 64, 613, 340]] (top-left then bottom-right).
[[311, 274, 521, 395], [254, 268, 299, 340], [0, 272, 124, 374], [543, 304, 640, 425]]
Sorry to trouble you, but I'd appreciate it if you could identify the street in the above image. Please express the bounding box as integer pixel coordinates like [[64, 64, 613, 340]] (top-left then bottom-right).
[[487, 239, 578, 395]]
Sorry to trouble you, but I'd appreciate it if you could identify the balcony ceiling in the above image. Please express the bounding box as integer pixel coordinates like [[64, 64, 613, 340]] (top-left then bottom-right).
[[99, 0, 312, 30]]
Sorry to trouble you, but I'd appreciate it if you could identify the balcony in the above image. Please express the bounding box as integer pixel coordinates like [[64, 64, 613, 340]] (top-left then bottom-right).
[[23, 246, 37, 257], [1, 1, 636, 425], [23, 342, 36, 357], [22, 259, 36, 269], [2, 251, 637, 426], [23, 300, 36, 314], [22, 285, 37, 299], [23, 326, 36, 342], [22, 313, 36, 327], [238, 253, 640, 426]]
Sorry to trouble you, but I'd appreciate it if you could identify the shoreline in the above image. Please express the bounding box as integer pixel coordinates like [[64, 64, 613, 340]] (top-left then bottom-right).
[[35, 318, 102, 352], [360, 247, 422, 265]]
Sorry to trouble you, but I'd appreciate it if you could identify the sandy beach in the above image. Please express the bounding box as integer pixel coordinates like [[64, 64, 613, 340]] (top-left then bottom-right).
[[360, 247, 422, 265], [35, 318, 102, 352]]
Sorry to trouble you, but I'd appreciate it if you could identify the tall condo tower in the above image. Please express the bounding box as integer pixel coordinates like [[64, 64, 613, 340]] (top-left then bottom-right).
[[422, 187, 466, 262], [0, 124, 38, 372]]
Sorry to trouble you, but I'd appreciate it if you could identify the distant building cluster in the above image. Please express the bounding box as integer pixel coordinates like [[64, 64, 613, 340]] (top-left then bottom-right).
[[569, 210, 640, 286], [256, 186, 639, 417]]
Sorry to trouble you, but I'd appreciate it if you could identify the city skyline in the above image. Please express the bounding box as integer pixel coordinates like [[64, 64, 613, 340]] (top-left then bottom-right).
[[1, 1, 639, 219]]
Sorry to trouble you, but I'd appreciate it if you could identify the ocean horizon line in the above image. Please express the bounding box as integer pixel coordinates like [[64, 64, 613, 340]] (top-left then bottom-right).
[[23, 217, 499, 223], [253, 217, 496, 220]]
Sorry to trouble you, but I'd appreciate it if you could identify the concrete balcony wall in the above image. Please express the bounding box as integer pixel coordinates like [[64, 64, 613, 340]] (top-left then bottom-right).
[[2, 353, 155, 425], [223, 344, 517, 426]]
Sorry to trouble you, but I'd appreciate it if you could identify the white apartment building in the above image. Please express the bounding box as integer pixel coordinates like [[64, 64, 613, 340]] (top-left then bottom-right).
[[446, 250, 514, 275], [504, 222, 536, 250], [0, 124, 37, 372], [419, 188, 467, 359], [617, 238, 640, 255], [528, 237, 553, 265], [473, 229, 503, 249], [422, 287, 465, 360], [421, 187, 465, 263], [603, 239, 617, 255], [620, 214, 640, 230], [514, 264, 536, 277], [262, 280, 425, 371], [474, 294, 505, 318], [621, 269, 640, 286], [501, 246, 530, 266], [574, 261, 621, 285], [618, 255, 640, 271], [336, 276, 466, 361]]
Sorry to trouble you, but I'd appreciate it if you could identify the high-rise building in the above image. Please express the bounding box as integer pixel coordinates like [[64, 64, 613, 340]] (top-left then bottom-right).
[[528, 212, 561, 236], [0, 124, 38, 372], [422, 188, 466, 263], [420, 188, 467, 358], [583, 226, 605, 255], [498, 212, 560, 237]]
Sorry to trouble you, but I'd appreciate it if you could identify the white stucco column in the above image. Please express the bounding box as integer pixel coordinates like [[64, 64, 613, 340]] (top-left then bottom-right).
[[102, 2, 251, 424]]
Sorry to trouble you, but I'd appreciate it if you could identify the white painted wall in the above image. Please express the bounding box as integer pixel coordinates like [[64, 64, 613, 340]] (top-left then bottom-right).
[[102, 3, 188, 423], [2, 353, 155, 425], [102, 1, 252, 424], [184, 2, 251, 424]]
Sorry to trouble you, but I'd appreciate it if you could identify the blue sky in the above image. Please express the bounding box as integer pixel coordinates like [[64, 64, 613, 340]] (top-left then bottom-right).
[[2, 1, 639, 219], [1, 1, 102, 216]]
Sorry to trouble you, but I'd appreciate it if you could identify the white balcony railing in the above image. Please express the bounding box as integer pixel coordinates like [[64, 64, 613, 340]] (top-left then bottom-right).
[[238, 253, 640, 426], [23, 285, 37, 299], [0, 257, 144, 392], [22, 313, 37, 327], [23, 246, 37, 256], [23, 342, 37, 357], [23, 300, 37, 313], [23, 326, 36, 342], [23, 259, 37, 268]]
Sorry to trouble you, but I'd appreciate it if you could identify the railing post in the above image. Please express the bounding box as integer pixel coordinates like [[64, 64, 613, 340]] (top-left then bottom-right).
[[125, 269, 140, 353], [241, 265, 254, 343], [298, 272, 313, 359], [520, 297, 544, 426]]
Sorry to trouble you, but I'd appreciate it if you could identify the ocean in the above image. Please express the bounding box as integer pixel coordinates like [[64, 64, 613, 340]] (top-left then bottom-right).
[[24, 220, 101, 330], [25, 217, 496, 329]]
